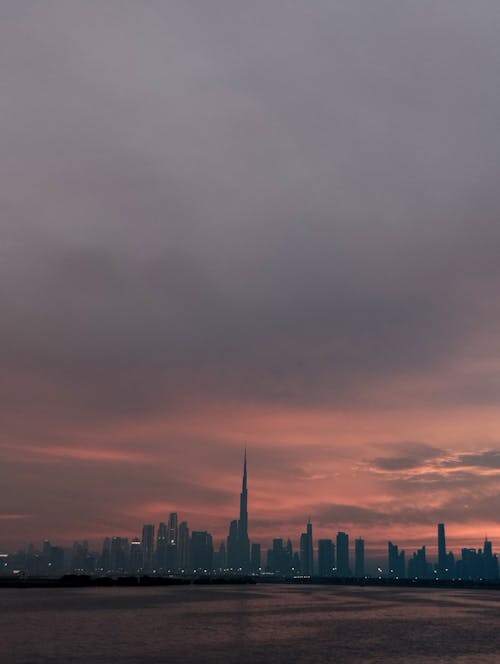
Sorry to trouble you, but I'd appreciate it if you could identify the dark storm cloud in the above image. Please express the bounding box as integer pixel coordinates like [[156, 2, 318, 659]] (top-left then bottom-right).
[[2, 0, 500, 423]]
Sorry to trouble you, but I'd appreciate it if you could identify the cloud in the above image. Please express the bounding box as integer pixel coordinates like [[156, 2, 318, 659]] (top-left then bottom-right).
[[366, 445, 500, 500], [1, 0, 500, 422], [371, 442, 444, 471], [449, 450, 500, 470], [312, 491, 500, 530], [2, 1, 500, 546]]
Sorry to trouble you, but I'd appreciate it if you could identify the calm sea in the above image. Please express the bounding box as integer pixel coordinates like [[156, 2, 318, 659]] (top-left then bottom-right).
[[1, 584, 500, 663]]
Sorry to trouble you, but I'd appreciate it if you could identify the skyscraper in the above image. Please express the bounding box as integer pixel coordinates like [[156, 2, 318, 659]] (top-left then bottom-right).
[[482, 539, 498, 579], [178, 521, 190, 572], [238, 450, 250, 570], [408, 545, 430, 578], [214, 541, 226, 571], [142, 524, 155, 572], [336, 531, 350, 576], [166, 512, 178, 571], [250, 543, 261, 573], [129, 537, 143, 573], [388, 541, 405, 578], [110, 536, 128, 572], [318, 539, 335, 576], [355, 538, 365, 577], [156, 522, 167, 571], [438, 523, 446, 574], [300, 520, 313, 575], [437, 523, 455, 578], [227, 519, 239, 569], [190, 531, 213, 573]]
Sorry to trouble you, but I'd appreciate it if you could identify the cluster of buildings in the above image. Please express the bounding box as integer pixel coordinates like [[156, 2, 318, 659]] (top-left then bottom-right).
[[388, 524, 499, 580], [2, 454, 499, 580]]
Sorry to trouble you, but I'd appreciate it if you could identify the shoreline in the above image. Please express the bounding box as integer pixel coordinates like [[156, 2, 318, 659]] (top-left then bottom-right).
[[2, 574, 500, 590]]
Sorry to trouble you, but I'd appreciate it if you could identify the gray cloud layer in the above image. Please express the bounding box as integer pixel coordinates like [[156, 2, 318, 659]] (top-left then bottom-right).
[[2, 2, 500, 545], [2, 1, 500, 422]]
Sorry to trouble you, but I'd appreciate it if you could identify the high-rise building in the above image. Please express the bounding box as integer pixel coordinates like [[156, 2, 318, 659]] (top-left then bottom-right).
[[238, 450, 250, 571], [227, 520, 239, 570], [482, 539, 499, 579], [266, 538, 293, 575], [142, 524, 155, 572], [70, 537, 95, 573], [388, 541, 405, 578], [267, 538, 283, 574], [190, 531, 213, 573], [336, 532, 350, 576], [458, 548, 477, 579], [251, 543, 261, 573], [42, 540, 64, 575], [300, 520, 313, 575], [166, 512, 178, 571], [437, 523, 455, 578], [156, 522, 168, 571], [318, 539, 335, 576], [408, 545, 430, 578], [100, 538, 111, 572], [110, 536, 129, 572], [213, 541, 226, 571], [178, 521, 190, 572], [438, 523, 446, 574], [354, 538, 365, 577], [129, 537, 143, 573]]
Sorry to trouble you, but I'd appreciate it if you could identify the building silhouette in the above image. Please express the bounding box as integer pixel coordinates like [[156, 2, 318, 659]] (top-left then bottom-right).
[[318, 539, 335, 576], [7, 457, 500, 586], [299, 520, 313, 575], [336, 532, 350, 576], [388, 541, 405, 578], [355, 538, 365, 577], [238, 450, 250, 571], [227, 519, 239, 569], [190, 531, 213, 573], [110, 536, 128, 573], [437, 523, 454, 578], [178, 521, 190, 572], [141, 524, 155, 572], [482, 539, 499, 579], [408, 545, 431, 578], [166, 512, 178, 571], [129, 537, 143, 572], [251, 542, 261, 573], [213, 541, 226, 571], [156, 522, 167, 571], [437, 523, 446, 574]]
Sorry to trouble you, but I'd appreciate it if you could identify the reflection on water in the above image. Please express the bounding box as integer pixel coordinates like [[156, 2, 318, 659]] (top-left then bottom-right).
[[2, 584, 500, 663]]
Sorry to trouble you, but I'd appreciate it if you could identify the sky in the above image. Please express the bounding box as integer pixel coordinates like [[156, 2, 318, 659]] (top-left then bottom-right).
[[2, 0, 500, 553]]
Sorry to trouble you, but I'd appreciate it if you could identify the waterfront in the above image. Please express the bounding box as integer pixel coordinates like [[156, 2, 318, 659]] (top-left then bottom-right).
[[2, 584, 500, 663]]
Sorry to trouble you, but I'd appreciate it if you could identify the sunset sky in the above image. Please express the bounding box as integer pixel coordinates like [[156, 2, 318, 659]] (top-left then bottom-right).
[[2, 1, 500, 553]]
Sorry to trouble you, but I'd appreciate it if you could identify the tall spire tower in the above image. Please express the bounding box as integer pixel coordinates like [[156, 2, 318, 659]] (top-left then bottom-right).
[[238, 449, 250, 570]]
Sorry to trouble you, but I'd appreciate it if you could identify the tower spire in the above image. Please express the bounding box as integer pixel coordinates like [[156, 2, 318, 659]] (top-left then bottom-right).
[[238, 449, 249, 570], [242, 448, 247, 492]]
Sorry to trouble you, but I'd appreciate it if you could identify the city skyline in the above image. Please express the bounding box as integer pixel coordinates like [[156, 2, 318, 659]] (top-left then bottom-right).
[[2, 454, 499, 582]]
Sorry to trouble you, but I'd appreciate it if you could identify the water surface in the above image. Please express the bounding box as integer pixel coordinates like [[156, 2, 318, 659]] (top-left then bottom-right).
[[2, 584, 500, 663]]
